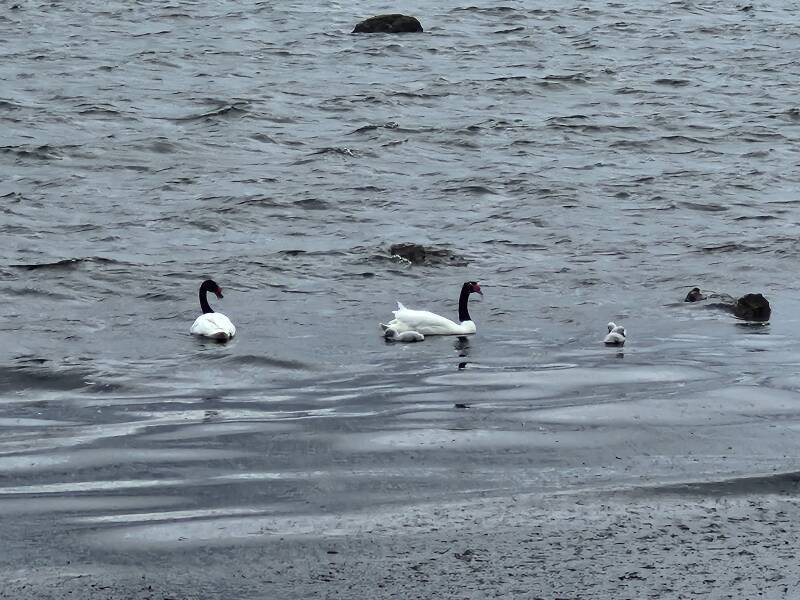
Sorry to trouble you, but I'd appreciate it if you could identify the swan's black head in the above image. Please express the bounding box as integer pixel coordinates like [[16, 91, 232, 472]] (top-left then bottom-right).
[[201, 279, 224, 299], [464, 281, 482, 296]]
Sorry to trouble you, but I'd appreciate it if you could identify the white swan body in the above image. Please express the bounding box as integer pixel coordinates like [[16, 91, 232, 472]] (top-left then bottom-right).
[[382, 302, 476, 336], [191, 312, 236, 341], [191, 279, 236, 341], [603, 322, 626, 346], [384, 327, 425, 343]]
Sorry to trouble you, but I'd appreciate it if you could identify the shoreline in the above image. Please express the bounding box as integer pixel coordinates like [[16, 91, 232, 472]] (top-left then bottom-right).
[[3, 484, 799, 599]]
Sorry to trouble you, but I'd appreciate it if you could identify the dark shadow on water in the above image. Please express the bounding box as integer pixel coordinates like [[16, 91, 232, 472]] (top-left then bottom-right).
[[0, 363, 93, 393], [454, 336, 470, 356], [455, 336, 470, 369], [735, 321, 770, 333], [223, 354, 309, 370], [628, 470, 800, 498], [192, 335, 235, 354]]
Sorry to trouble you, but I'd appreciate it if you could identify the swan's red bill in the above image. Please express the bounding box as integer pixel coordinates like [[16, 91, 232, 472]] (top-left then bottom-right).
[[215, 287, 224, 298], [473, 283, 482, 295]]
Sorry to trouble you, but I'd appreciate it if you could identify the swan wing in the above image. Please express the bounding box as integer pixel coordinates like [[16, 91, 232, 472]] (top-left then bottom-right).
[[191, 312, 236, 339], [380, 301, 413, 333]]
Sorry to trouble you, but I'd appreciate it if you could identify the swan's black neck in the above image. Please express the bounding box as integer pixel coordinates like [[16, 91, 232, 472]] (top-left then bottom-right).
[[458, 284, 472, 323], [200, 287, 214, 314]]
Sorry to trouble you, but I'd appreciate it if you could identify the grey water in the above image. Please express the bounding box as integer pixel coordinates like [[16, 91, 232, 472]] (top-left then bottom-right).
[[3, 0, 800, 571]]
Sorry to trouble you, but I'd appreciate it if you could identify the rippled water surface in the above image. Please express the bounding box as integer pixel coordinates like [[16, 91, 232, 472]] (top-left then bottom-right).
[[4, 0, 800, 580]]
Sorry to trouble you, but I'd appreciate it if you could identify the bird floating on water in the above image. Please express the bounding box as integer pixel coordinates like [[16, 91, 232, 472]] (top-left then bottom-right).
[[380, 281, 482, 338], [685, 287, 706, 302], [190, 279, 236, 341], [603, 322, 626, 346], [384, 329, 425, 343]]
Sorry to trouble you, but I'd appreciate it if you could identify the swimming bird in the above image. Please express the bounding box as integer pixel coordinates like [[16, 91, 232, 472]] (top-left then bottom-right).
[[384, 329, 425, 343], [603, 322, 626, 346], [380, 281, 482, 337], [685, 287, 706, 302], [190, 279, 236, 341]]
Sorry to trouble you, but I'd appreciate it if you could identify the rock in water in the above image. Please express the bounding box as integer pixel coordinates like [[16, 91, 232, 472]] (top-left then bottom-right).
[[353, 14, 423, 34], [733, 293, 771, 321], [389, 243, 426, 264], [387, 243, 468, 266]]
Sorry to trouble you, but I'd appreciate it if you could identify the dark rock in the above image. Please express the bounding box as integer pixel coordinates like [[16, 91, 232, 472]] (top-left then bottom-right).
[[388, 243, 468, 266], [389, 243, 426, 264], [353, 14, 423, 34], [733, 293, 771, 322]]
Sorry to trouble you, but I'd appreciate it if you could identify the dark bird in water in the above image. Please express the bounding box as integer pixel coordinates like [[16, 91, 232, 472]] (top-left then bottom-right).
[[684, 286, 771, 322], [733, 293, 771, 322], [685, 287, 705, 302]]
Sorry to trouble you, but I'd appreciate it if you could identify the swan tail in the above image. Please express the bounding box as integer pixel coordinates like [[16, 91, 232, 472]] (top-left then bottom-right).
[[379, 323, 389, 332], [396, 301, 407, 311]]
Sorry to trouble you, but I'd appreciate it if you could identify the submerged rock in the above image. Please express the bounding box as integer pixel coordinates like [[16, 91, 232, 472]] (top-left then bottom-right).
[[388, 243, 467, 266], [389, 243, 426, 264], [353, 14, 423, 34]]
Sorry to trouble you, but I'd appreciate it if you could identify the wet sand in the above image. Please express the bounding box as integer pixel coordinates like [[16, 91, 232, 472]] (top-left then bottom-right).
[[3, 486, 800, 599]]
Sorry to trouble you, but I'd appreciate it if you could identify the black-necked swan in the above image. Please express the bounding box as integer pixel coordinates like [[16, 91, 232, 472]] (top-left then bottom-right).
[[603, 322, 626, 346], [380, 281, 482, 337], [190, 279, 236, 341]]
